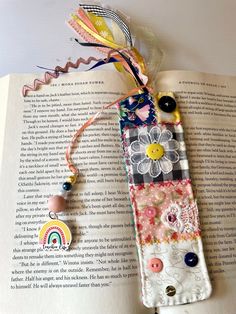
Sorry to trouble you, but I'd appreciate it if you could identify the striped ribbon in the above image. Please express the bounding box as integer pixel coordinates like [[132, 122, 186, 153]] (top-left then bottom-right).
[[79, 4, 133, 47]]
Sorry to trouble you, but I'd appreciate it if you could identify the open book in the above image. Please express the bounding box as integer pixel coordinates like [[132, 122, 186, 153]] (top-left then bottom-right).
[[0, 70, 235, 314]]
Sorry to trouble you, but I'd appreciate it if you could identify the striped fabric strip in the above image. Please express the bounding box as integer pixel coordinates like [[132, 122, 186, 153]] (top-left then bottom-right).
[[80, 4, 133, 46]]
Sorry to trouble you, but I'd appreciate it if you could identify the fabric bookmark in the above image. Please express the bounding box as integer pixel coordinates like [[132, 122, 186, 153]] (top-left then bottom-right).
[[117, 91, 212, 307]]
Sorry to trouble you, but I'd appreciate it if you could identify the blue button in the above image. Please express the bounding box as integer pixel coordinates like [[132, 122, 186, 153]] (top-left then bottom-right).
[[184, 252, 198, 267]]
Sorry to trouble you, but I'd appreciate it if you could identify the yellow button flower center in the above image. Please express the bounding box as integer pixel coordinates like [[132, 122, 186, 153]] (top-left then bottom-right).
[[146, 143, 164, 160]]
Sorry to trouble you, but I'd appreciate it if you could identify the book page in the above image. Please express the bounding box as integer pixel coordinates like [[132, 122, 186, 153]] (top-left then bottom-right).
[[0, 75, 10, 167], [156, 71, 236, 314], [0, 71, 153, 314]]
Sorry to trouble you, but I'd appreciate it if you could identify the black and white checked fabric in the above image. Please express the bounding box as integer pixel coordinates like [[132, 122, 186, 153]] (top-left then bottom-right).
[[124, 124, 190, 185], [80, 4, 133, 46]]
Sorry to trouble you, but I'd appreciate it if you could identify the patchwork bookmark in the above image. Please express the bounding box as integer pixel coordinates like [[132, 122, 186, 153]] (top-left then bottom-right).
[[118, 91, 212, 307], [22, 3, 212, 310]]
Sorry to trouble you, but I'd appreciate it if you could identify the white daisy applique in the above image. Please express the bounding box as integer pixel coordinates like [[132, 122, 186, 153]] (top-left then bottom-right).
[[129, 126, 179, 177]]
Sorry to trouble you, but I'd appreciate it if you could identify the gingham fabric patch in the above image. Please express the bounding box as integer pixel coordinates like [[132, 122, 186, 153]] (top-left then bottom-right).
[[123, 124, 190, 184]]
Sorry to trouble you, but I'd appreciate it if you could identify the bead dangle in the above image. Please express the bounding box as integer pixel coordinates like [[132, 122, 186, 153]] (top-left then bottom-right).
[[37, 85, 144, 251], [39, 174, 77, 250]]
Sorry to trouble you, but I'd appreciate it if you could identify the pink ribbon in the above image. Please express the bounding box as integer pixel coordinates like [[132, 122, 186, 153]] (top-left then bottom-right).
[[65, 85, 151, 174]]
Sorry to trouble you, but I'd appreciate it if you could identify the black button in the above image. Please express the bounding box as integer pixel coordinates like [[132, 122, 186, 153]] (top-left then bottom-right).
[[158, 96, 176, 113], [184, 252, 199, 267]]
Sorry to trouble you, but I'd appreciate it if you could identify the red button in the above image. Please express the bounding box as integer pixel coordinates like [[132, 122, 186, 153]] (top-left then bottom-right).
[[144, 206, 157, 218], [147, 258, 163, 272]]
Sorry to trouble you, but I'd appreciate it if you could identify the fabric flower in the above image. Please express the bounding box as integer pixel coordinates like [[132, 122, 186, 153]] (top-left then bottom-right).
[[161, 201, 199, 233], [130, 126, 179, 177], [160, 203, 184, 232]]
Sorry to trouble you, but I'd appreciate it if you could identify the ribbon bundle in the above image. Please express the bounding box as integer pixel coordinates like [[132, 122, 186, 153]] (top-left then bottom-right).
[[22, 3, 163, 97]]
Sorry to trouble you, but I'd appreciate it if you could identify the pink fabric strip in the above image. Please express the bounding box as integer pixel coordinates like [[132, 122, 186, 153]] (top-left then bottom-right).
[[65, 85, 150, 174], [22, 50, 119, 96], [68, 19, 108, 54], [76, 8, 98, 33]]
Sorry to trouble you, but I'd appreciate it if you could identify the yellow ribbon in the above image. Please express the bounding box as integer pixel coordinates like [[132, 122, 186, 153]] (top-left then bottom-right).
[[72, 14, 147, 77], [86, 12, 125, 73], [131, 47, 147, 76], [87, 12, 114, 42], [72, 14, 126, 50]]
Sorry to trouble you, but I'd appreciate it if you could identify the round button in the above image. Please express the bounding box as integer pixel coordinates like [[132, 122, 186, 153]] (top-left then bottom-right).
[[144, 206, 157, 218], [165, 285, 176, 296], [184, 252, 199, 267], [167, 213, 177, 223], [158, 96, 176, 113], [146, 143, 164, 160], [147, 258, 163, 273]]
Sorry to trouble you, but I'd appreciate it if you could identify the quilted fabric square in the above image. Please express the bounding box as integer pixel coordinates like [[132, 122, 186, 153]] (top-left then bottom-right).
[[130, 180, 200, 244], [118, 92, 156, 130], [139, 239, 212, 307], [123, 124, 189, 184]]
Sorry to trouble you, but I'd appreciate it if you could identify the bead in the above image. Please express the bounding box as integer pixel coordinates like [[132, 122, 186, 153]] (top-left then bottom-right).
[[184, 252, 199, 267], [165, 285, 176, 296], [59, 190, 69, 199], [67, 175, 77, 185], [147, 258, 163, 273], [167, 213, 177, 223], [146, 143, 164, 160], [48, 195, 66, 213], [62, 182, 72, 191]]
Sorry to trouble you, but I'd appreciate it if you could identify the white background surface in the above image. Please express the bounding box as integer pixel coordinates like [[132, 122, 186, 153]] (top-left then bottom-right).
[[0, 2, 235, 314], [0, 0, 235, 77]]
